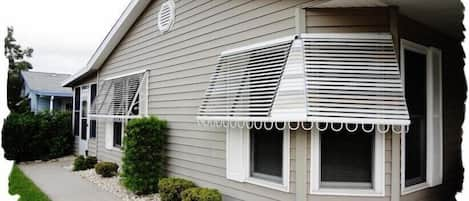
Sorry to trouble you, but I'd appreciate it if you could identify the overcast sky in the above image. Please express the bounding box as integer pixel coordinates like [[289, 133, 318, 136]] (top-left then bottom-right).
[[0, 0, 131, 75]]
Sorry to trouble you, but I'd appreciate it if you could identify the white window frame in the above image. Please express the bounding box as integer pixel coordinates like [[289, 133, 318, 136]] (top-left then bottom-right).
[[226, 126, 290, 192], [400, 39, 443, 194], [310, 127, 386, 196]]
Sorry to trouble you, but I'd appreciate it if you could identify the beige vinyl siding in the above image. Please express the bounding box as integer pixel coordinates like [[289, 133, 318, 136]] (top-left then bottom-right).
[[91, 0, 316, 201]]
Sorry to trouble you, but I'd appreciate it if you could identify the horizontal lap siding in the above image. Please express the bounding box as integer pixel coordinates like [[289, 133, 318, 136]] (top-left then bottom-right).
[[94, 0, 315, 200]]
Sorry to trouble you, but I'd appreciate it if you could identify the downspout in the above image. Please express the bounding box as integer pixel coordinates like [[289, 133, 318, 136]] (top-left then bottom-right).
[[389, 6, 402, 201], [294, 7, 307, 201]]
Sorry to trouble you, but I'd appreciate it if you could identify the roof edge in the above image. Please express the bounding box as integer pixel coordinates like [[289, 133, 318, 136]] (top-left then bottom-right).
[[62, 0, 152, 87]]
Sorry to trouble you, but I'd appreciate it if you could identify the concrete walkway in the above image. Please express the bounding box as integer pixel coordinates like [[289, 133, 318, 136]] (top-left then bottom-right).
[[18, 156, 120, 201]]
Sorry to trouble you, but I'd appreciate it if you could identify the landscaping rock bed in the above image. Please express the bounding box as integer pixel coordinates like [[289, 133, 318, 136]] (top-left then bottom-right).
[[73, 169, 160, 201]]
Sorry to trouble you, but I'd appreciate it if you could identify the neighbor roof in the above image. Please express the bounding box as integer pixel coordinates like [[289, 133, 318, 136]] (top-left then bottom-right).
[[21, 71, 73, 97]]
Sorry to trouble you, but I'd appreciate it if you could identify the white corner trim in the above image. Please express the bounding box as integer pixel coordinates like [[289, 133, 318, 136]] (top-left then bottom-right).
[[310, 128, 386, 196]]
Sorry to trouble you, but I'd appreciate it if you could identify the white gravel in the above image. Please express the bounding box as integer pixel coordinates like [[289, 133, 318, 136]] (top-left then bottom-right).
[[73, 169, 160, 201]]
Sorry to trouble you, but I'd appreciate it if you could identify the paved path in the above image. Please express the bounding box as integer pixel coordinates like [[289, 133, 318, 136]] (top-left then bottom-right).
[[18, 156, 120, 201]]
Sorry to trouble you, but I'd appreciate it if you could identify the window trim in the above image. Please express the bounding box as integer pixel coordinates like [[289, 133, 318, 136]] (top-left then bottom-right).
[[400, 39, 443, 195], [310, 127, 386, 197], [226, 127, 290, 192]]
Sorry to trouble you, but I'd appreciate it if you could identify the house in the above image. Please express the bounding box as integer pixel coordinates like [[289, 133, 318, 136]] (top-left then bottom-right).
[[62, 0, 464, 200], [21, 71, 73, 113]]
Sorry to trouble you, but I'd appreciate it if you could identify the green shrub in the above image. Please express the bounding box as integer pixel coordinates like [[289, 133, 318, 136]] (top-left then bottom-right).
[[85, 156, 98, 169], [181, 187, 222, 201], [73, 156, 87, 171], [121, 116, 168, 194], [95, 162, 119, 177], [159, 177, 196, 201], [2, 111, 73, 161]]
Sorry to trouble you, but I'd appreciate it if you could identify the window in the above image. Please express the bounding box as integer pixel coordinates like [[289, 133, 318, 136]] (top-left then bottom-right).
[[225, 126, 290, 191], [113, 121, 123, 147], [404, 49, 427, 187], [320, 127, 373, 188], [311, 125, 385, 196], [250, 127, 284, 183], [400, 40, 443, 194], [73, 87, 80, 136], [90, 84, 97, 138], [80, 86, 89, 141]]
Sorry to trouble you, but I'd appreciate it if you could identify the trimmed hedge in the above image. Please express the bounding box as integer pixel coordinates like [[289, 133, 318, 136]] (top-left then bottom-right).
[[159, 177, 196, 201], [121, 116, 168, 194], [73, 156, 87, 171], [85, 156, 98, 169], [2, 111, 73, 161], [95, 162, 119, 177], [181, 187, 222, 201]]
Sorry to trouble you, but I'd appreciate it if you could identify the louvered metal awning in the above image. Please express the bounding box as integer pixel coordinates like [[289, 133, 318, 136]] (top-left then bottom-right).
[[90, 71, 148, 119], [198, 33, 410, 129]]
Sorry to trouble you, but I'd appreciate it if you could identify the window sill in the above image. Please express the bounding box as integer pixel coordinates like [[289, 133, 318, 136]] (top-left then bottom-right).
[[310, 188, 384, 197], [245, 177, 289, 192], [402, 182, 430, 195]]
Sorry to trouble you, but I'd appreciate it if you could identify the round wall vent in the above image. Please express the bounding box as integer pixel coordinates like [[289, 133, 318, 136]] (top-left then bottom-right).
[[157, 0, 175, 32]]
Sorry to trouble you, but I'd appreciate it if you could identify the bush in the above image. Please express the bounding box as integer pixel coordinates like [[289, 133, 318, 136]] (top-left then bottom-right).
[[95, 162, 119, 177], [85, 156, 98, 169], [181, 187, 222, 201], [121, 116, 168, 194], [2, 111, 73, 161], [159, 177, 196, 201], [73, 156, 87, 171]]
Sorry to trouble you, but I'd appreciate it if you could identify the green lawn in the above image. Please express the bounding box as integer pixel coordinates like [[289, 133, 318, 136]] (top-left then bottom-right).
[[9, 165, 51, 201]]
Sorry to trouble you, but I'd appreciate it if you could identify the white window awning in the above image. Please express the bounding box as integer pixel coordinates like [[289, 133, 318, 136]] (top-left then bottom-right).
[[90, 71, 148, 119], [198, 33, 410, 130]]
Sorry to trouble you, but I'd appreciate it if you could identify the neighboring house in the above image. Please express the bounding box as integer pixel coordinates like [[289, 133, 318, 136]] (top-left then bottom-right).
[[62, 0, 464, 201], [21, 71, 73, 113]]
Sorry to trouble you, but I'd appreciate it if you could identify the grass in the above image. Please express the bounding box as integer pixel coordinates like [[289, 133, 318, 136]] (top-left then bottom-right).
[[9, 165, 51, 201]]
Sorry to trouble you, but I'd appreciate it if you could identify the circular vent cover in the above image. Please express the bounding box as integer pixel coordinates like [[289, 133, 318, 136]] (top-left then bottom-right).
[[158, 0, 175, 32]]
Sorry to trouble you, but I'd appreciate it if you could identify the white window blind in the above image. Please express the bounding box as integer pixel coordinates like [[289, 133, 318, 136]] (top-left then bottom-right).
[[303, 33, 409, 125], [198, 37, 293, 121], [198, 33, 410, 130], [91, 72, 147, 118]]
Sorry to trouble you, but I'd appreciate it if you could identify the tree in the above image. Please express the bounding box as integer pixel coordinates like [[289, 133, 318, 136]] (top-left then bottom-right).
[[4, 26, 33, 112]]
